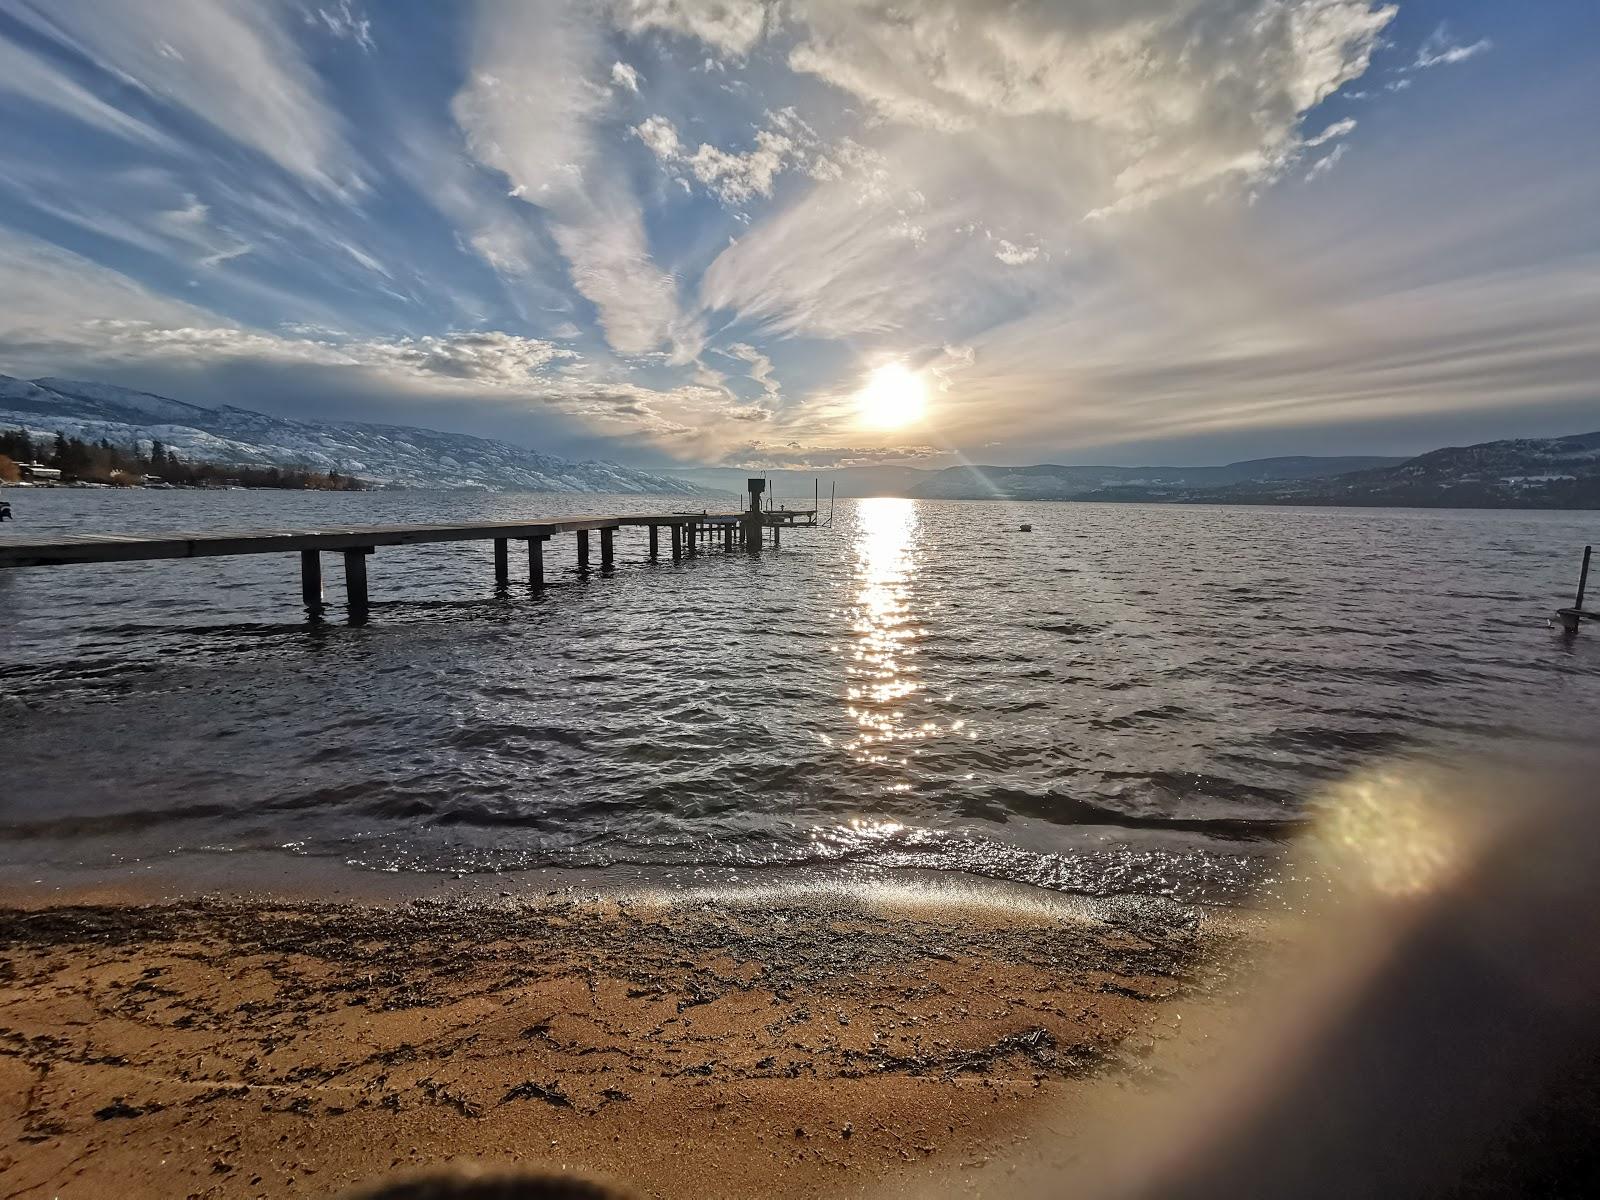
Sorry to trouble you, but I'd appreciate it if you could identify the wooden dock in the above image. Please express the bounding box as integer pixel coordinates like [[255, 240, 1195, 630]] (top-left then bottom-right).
[[0, 482, 816, 622]]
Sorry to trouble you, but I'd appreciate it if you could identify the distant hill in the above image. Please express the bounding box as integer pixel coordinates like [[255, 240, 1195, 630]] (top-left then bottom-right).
[[0, 374, 707, 494], [908, 455, 1406, 500], [1106, 431, 1600, 509]]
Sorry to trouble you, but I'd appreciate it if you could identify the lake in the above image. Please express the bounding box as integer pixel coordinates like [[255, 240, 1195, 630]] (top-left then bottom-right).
[[2, 488, 1596, 902]]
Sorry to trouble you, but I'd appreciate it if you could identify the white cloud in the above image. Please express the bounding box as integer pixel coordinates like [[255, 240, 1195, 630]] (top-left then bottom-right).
[[1306, 118, 1358, 147], [703, 1, 1396, 339], [785, 0, 1394, 210], [609, 0, 771, 57], [1, 0, 360, 192], [454, 0, 694, 358], [635, 114, 804, 206], [993, 239, 1039, 267], [312, 1, 374, 52], [1305, 142, 1350, 182], [723, 341, 781, 399], [1415, 26, 1493, 70], [611, 60, 642, 93], [0, 34, 179, 151]]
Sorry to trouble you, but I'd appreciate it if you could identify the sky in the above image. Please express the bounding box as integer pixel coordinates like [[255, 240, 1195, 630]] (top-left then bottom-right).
[[0, 0, 1595, 470]]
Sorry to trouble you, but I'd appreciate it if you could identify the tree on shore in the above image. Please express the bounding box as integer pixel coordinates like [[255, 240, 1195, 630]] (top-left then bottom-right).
[[0, 427, 366, 490]]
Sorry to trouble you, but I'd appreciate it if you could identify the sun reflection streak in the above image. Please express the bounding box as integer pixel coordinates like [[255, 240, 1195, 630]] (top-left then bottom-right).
[[837, 498, 956, 782]]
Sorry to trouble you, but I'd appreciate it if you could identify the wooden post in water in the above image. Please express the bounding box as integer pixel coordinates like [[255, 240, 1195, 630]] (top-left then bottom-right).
[[1577, 545, 1592, 611], [577, 529, 590, 572], [300, 550, 324, 618], [772, 523, 781, 549], [527, 536, 544, 588], [343, 547, 371, 623], [493, 537, 509, 587], [686, 522, 697, 557], [648, 525, 659, 561], [670, 524, 682, 561], [600, 527, 615, 572]]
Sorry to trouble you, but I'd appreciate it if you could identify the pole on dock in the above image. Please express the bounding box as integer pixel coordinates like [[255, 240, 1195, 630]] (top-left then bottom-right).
[[493, 538, 509, 588], [671, 524, 682, 561], [649, 525, 659, 561], [300, 550, 324, 619], [743, 477, 765, 552], [1556, 544, 1593, 634], [577, 529, 590, 572], [343, 547, 372, 623], [527, 536, 544, 588], [600, 527, 615, 572]]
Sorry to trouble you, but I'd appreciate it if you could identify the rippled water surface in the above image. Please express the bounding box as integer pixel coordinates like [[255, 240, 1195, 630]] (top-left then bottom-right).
[[2, 489, 1596, 900]]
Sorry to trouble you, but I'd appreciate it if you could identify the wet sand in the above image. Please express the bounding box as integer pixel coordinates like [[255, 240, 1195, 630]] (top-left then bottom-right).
[[0, 881, 1248, 1198]]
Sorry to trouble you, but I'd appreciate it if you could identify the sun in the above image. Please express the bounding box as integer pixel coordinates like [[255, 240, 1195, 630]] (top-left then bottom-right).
[[856, 363, 928, 430]]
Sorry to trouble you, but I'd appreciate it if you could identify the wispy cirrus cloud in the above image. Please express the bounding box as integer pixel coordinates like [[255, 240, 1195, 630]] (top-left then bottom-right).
[[1, 0, 361, 193], [1414, 25, 1493, 70], [454, 0, 697, 359]]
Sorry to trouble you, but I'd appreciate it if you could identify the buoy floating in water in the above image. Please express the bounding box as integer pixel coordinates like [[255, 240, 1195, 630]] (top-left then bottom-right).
[[1019, 523, 1032, 532]]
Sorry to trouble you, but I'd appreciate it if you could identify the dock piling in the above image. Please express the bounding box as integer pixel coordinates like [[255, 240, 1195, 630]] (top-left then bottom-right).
[[649, 525, 659, 561], [527, 536, 544, 588], [343, 547, 372, 623], [600, 527, 615, 572], [577, 529, 590, 572], [493, 538, 509, 587], [671, 525, 682, 561], [686, 522, 697, 557], [300, 550, 324, 618]]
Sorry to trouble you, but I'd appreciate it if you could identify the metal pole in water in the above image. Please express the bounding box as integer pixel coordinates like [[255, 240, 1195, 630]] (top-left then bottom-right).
[[1577, 545, 1592, 610]]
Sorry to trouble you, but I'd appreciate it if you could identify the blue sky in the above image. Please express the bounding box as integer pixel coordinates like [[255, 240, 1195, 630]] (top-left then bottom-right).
[[0, 0, 1594, 468]]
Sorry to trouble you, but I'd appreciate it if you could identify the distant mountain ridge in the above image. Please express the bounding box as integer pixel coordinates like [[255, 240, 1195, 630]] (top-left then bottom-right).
[[907, 455, 1407, 500], [0, 374, 706, 494], [1117, 431, 1600, 509]]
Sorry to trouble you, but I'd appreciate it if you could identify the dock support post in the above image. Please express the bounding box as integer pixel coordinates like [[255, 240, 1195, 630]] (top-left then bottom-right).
[[773, 523, 781, 549], [493, 537, 509, 588], [300, 550, 324, 619], [671, 525, 682, 561], [600, 527, 615, 572], [343, 547, 371, 623], [649, 525, 659, 561], [724, 525, 733, 552], [577, 529, 590, 572], [527, 537, 544, 588], [686, 522, 697, 557]]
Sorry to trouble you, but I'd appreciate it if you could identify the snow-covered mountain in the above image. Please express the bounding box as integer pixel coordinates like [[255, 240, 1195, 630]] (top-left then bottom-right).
[[0, 374, 707, 494]]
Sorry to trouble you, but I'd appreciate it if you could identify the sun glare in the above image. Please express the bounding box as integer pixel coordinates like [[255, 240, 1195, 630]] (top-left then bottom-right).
[[856, 363, 928, 430]]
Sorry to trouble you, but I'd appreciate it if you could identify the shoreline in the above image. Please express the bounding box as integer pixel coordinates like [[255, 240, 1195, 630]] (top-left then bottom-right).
[[0, 871, 1257, 1199]]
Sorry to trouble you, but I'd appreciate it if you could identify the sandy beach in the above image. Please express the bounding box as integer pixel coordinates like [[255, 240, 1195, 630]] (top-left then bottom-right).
[[0, 879, 1247, 1199]]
